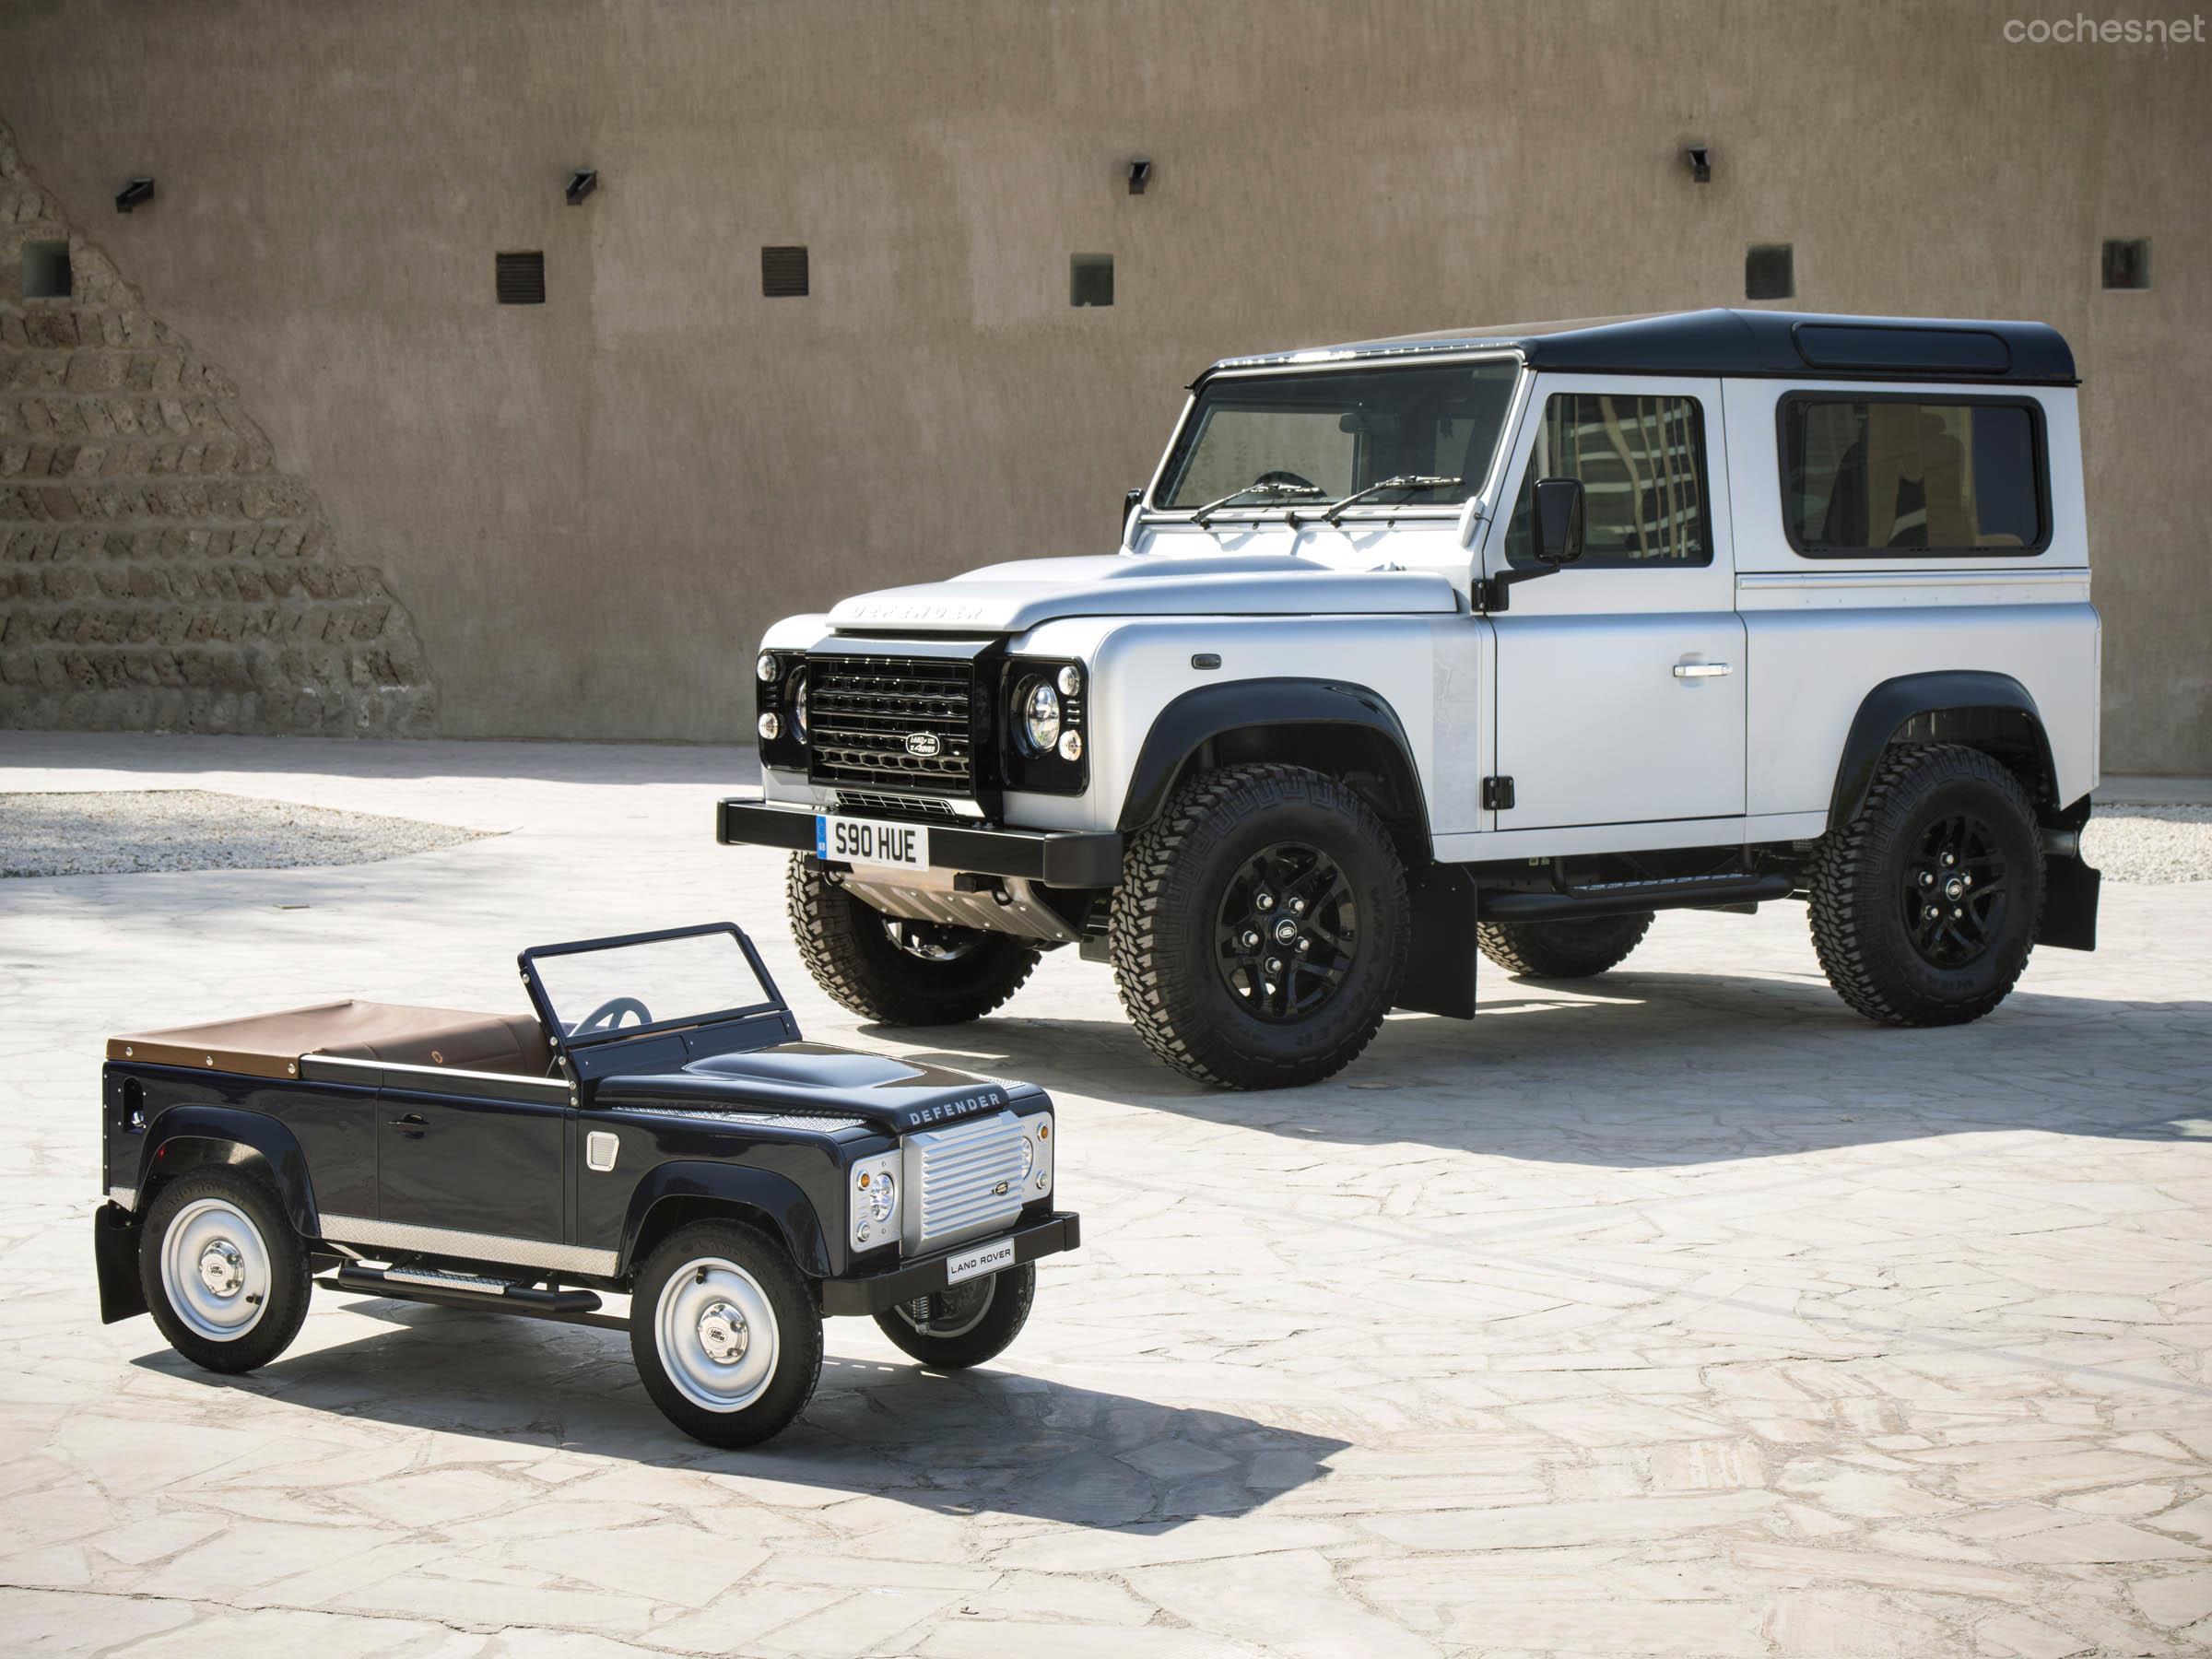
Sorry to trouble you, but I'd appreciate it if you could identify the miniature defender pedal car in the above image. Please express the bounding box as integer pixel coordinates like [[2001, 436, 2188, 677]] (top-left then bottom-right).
[[94, 923, 1077, 1447]]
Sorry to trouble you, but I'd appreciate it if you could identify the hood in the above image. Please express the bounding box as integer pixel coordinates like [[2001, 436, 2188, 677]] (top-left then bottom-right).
[[594, 1041, 1034, 1134], [827, 554, 1459, 634]]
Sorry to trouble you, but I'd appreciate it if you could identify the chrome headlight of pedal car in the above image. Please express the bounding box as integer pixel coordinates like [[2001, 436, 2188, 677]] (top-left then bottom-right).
[[1020, 1112, 1053, 1194], [850, 1152, 900, 1249]]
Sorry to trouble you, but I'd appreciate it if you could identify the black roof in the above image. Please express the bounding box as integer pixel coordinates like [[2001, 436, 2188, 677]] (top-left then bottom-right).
[[1205, 309, 2077, 386]]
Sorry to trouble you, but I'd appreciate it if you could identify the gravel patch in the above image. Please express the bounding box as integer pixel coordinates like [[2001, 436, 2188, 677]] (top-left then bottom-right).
[[0, 790, 491, 877], [2082, 806, 2212, 885]]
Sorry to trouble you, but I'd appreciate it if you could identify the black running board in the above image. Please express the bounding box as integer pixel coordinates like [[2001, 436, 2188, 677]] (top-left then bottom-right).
[[1478, 871, 1796, 923], [323, 1265, 627, 1331]]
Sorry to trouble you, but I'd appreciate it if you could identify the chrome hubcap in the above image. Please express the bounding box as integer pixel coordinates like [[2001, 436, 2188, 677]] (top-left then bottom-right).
[[655, 1257, 778, 1413], [196, 1240, 245, 1298], [160, 1198, 271, 1342], [696, 1300, 751, 1364]]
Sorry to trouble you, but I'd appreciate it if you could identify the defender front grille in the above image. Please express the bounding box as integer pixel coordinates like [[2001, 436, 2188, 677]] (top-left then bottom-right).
[[808, 654, 978, 795], [901, 1110, 1027, 1253]]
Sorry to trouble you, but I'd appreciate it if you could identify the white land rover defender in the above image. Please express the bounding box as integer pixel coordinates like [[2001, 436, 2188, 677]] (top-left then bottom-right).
[[722, 310, 2101, 1089]]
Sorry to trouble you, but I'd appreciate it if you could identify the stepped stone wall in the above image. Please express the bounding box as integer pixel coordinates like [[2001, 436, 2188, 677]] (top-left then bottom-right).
[[0, 122, 436, 735]]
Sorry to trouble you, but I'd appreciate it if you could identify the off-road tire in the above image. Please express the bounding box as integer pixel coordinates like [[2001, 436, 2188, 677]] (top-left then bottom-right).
[[630, 1219, 822, 1449], [874, 1262, 1036, 1371], [1808, 743, 2043, 1027], [787, 854, 1039, 1025], [139, 1167, 312, 1374], [1477, 912, 1654, 979], [1111, 762, 1411, 1089]]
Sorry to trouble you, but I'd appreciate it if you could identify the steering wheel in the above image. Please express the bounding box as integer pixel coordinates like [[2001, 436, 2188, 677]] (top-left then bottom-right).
[[573, 995, 652, 1036], [1254, 469, 1319, 490]]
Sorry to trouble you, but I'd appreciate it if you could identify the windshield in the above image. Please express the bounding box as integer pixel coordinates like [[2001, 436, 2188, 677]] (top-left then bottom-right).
[[1155, 359, 1519, 513], [523, 925, 779, 1043]]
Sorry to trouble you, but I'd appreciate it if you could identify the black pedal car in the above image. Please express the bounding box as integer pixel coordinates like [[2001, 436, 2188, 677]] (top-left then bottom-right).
[[94, 922, 1077, 1447]]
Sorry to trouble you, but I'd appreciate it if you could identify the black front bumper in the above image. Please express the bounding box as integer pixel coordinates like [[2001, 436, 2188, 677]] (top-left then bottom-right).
[[819, 1211, 1079, 1317], [718, 793, 1124, 888]]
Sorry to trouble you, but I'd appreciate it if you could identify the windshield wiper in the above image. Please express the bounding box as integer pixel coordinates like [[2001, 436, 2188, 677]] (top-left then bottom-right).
[[1190, 480, 1327, 526], [1317, 474, 1463, 527]]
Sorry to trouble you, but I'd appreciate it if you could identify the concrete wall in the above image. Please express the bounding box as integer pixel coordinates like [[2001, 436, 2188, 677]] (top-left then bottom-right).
[[0, 124, 438, 735], [0, 0, 2205, 770]]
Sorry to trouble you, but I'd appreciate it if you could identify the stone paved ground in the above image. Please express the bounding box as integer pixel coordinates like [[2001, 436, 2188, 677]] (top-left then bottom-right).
[[2, 734, 2209, 1659]]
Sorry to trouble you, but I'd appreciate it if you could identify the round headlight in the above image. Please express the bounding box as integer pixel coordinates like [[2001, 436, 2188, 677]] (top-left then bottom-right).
[[864, 1171, 895, 1224], [1018, 678, 1062, 755], [1056, 664, 1083, 699], [756, 653, 779, 683], [788, 668, 809, 743], [1021, 1137, 1036, 1179], [758, 712, 782, 741]]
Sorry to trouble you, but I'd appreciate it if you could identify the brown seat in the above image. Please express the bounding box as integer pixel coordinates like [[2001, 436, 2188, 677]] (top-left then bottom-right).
[[108, 1001, 552, 1081]]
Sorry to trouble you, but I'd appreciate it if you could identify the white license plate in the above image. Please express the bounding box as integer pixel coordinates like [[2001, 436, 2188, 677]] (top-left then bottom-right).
[[945, 1235, 1017, 1285], [816, 814, 931, 871]]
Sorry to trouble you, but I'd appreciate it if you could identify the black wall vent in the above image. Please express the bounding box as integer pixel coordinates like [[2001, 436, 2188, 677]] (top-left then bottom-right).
[[496, 251, 546, 305], [22, 240, 71, 300], [761, 245, 809, 297], [1745, 243, 1794, 301], [1071, 253, 1114, 307], [2102, 239, 2151, 290]]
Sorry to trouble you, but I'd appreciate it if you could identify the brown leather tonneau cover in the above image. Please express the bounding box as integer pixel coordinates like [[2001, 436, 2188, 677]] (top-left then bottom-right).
[[107, 1001, 548, 1080]]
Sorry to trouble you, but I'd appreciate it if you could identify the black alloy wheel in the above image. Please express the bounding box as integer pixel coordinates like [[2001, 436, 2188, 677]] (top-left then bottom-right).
[[1901, 811, 2010, 968], [1213, 841, 1359, 1021]]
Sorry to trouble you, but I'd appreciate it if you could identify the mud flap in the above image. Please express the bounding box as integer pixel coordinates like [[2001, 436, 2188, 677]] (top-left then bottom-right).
[[1394, 864, 1478, 1019], [2038, 853, 2100, 952], [94, 1202, 147, 1324]]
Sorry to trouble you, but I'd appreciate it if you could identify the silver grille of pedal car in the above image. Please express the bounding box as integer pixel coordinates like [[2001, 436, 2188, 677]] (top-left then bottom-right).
[[901, 1110, 1028, 1253], [807, 653, 977, 796]]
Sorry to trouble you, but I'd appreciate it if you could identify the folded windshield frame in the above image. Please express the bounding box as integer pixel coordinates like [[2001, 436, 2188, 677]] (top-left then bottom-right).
[[1139, 350, 1528, 529], [518, 922, 790, 1053]]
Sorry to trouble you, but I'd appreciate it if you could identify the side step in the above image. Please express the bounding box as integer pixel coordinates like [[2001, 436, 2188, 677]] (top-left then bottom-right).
[[1478, 871, 1796, 923], [324, 1264, 626, 1331]]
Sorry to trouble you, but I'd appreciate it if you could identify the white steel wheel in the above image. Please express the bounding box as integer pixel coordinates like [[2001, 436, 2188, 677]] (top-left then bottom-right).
[[653, 1255, 781, 1413], [159, 1196, 273, 1343]]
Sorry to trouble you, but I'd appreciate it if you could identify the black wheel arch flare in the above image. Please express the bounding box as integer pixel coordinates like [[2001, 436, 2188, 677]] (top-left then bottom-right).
[[132, 1102, 323, 1239], [1830, 671, 2064, 826], [1118, 678, 1433, 865]]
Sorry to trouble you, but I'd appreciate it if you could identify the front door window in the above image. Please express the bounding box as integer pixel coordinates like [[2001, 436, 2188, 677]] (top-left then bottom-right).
[[1502, 393, 1712, 566]]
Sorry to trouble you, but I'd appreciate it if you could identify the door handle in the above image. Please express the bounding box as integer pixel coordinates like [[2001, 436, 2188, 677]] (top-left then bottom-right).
[[390, 1112, 428, 1138], [1672, 662, 1732, 679]]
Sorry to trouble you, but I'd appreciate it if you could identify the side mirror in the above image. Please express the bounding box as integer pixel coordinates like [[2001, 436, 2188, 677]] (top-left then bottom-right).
[[1533, 477, 1585, 565], [1124, 487, 1144, 527]]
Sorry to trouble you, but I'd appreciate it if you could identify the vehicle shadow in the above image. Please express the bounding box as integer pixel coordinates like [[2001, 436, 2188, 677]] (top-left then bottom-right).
[[134, 1308, 1346, 1529], [883, 970, 2212, 1168]]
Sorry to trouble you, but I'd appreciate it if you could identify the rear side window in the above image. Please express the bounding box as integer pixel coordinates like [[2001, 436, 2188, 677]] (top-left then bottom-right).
[[1504, 393, 1711, 566], [1781, 396, 2046, 556]]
